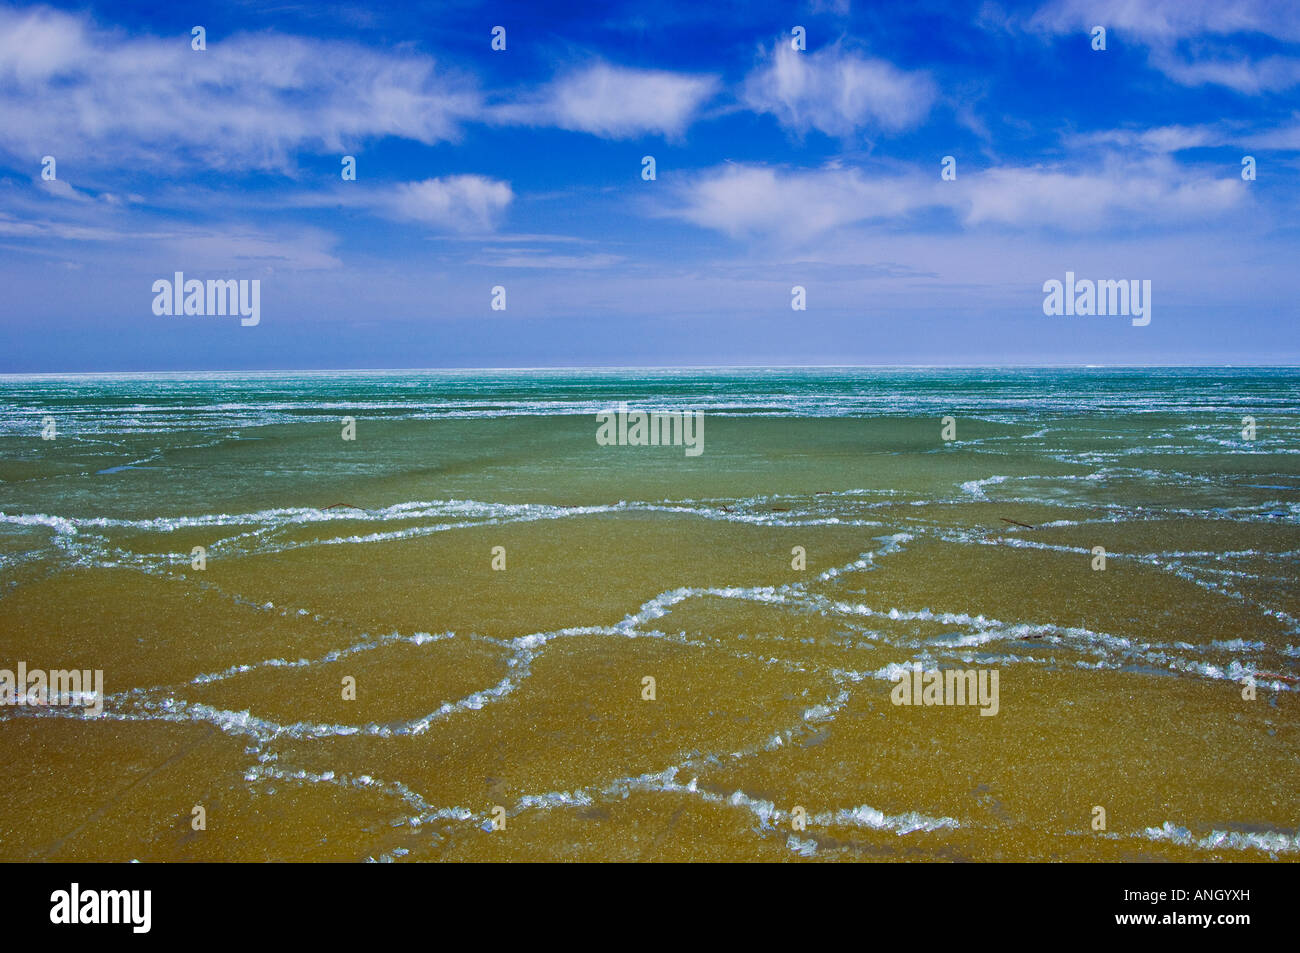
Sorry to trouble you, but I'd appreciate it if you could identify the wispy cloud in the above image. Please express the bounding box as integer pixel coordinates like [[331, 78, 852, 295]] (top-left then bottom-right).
[[0, 207, 341, 269], [1065, 125, 1222, 153], [0, 5, 727, 177], [1148, 52, 1300, 94], [663, 155, 1247, 240], [387, 177, 513, 231], [285, 175, 513, 232], [469, 250, 623, 269], [1066, 119, 1300, 154], [662, 163, 927, 240], [0, 6, 484, 173], [492, 61, 719, 138], [1024, 0, 1300, 93], [741, 40, 936, 137], [962, 157, 1245, 228], [1028, 0, 1300, 43]]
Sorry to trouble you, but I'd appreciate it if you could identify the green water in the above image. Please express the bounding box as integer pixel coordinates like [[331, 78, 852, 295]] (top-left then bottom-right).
[[1, 368, 1297, 860]]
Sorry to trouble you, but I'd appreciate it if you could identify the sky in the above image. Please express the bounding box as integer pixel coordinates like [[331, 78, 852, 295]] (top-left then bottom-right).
[[0, 0, 1298, 372]]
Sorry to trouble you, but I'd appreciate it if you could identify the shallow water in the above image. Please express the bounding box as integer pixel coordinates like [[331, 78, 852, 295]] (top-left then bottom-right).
[[1, 367, 1297, 861]]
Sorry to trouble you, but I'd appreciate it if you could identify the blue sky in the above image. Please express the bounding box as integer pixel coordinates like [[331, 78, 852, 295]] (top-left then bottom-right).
[[1, 0, 1298, 371]]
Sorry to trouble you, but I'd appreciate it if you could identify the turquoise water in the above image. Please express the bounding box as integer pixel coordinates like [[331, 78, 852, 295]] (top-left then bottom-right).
[[3, 366, 1299, 432]]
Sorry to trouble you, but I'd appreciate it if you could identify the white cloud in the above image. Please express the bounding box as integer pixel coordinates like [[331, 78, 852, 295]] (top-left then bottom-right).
[[0, 209, 341, 269], [0, 6, 483, 172], [1028, 0, 1300, 43], [1068, 119, 1300, 153], [664, 157, 1248, 240], [1066, 125, 1220, 153], [664, 164, 928, 240], [387, 177, 513, 231], [0, 212, 152, 242], [962, 160, 1244, 228], [1241, 118, 1300, 149], [1026, 0, 1300, 93], [741, 41, 936, 137], [1148, 51, 1300, 93], [36, 177, 92, 202], [288, 175, 513, 232], [494, 62, 718, 138], [0, 8, 724, 169]]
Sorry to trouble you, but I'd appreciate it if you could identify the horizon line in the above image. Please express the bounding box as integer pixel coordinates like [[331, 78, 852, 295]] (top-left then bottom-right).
[[3, 361, 1300, 379]]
